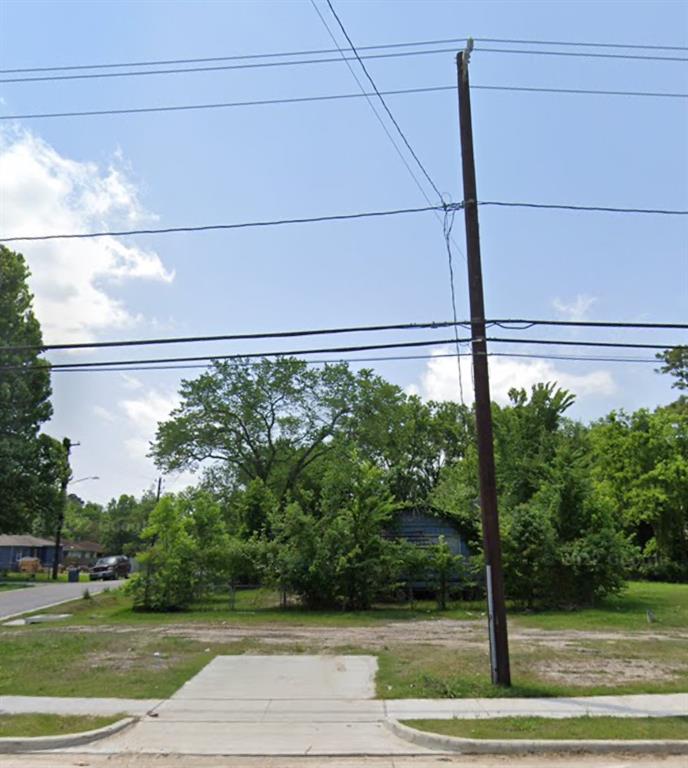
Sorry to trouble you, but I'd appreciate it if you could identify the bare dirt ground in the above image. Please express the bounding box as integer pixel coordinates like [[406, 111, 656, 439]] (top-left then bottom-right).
[[3, 753, 686, 768], [134, 619, 687, 650], [52, 617, 688, 688]]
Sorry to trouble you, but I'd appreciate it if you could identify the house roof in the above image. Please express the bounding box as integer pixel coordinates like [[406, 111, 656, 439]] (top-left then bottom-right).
[[0, 534, 56, 548], [62, 540, 104, 553]]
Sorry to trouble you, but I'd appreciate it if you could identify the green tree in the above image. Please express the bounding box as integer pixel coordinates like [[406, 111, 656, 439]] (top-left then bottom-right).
[[433, 384, 631, 606], [128, 497, 197, 611], [0, 246, 53, 533], [590, 406, 688, 580], [263, 453, 397, 609], [152, 358, 362, 501], [656, 346, 688, 391], [63, 494, 105, 542], [102, 493, 155, 555]]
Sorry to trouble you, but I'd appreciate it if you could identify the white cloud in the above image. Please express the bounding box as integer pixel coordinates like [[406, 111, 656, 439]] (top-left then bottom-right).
[[553, 294, 597, 322], [120, 388, 179, 459], [92, 405, 116, 423], [0, 127, 174, 343], [119, 373, 144, 391], [119, 386, 195, 492], [411, 349, 616, 405]]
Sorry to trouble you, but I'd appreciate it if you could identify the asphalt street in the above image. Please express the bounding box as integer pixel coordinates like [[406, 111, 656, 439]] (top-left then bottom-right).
[[0, 579, 125, 621]]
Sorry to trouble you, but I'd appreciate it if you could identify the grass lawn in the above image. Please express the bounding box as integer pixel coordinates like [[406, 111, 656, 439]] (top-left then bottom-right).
[[512, 581, 688, 632], [1, 571, 90, 585], [0, 714, 121, 738], [403, 716, 688, 741], [0, 581, 685, 701], [47, 587, 483, 627]]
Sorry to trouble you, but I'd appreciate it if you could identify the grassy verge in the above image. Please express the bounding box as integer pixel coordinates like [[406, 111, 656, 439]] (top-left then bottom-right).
[[38, 587, 482, 627], [512, 581, 688, 631], [403, 716, 688, 740], [1, 571, 90, 584], [0, 714, 121, 738]]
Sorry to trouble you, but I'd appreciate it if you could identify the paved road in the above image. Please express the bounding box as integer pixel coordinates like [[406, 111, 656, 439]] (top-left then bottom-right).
[[0, 579, 125, 621], [4, 754, 687, 767]]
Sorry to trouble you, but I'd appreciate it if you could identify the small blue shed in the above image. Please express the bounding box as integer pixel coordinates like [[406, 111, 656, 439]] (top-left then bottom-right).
[[0, 534, 61, 572]]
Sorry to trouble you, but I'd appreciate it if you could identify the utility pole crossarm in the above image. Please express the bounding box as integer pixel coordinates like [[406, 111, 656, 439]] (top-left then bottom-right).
[[456, 46, 511, 687]]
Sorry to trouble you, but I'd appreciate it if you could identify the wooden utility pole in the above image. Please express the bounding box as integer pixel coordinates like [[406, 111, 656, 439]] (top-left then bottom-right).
[[52, 438, 78, 580], [457, 44, 511, 686]]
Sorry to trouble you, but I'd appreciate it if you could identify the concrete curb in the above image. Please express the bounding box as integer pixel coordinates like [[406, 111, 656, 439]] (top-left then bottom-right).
[[0, 716, 136, 753], [386, 719, 688, 756]]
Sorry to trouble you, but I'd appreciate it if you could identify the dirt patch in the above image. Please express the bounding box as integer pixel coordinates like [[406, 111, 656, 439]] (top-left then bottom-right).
[[85, 649, 175, 673], [151, 619, 687, 651], [535, 657, 684, 685], [48, 618, 687, 651]]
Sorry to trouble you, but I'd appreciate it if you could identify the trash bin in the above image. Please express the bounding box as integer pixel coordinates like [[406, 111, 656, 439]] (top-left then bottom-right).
[[67, 568, 79, 583]]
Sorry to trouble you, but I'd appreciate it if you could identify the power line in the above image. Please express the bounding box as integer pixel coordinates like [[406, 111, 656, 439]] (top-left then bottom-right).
[[3, 317, 685, 354], [7, 349, 662, 375], [0, 47, 462, 85], [308, 1, 437, 211], [6, 319, 465, 352], [323, 0, 444, 203], [477, 47, 688, 63], [0, 203, 454, 243], [6, 42, 683, 85], [7, 337, 474, 371], [479, 201, 688, 215], [477, 37, 688, 53], [312, 0, 466, 408], [2, 335, 680, 374], [4, 35, 685, 76], [3, 198, 686, 243], [487, 337, 679, 350], [2, 83, 686, 123]]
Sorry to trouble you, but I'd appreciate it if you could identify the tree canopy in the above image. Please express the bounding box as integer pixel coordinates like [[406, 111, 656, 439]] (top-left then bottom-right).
[[0, 246, 55, 533]]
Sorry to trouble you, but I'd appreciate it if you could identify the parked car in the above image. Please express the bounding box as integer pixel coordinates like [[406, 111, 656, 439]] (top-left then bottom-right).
[[89, 555, 130, 581]]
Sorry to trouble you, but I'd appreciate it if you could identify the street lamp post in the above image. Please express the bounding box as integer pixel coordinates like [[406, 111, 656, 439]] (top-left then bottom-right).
[[51, 444, 99, 579]]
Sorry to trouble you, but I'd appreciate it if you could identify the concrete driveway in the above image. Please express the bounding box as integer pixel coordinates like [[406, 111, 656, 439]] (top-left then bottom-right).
[[0, 579, 125, 621], [71, 655, 432, 756]]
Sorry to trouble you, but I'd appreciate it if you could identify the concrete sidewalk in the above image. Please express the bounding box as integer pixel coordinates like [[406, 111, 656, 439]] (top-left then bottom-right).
[[2, 693, 685, 720], [1, 656, 684, 756]]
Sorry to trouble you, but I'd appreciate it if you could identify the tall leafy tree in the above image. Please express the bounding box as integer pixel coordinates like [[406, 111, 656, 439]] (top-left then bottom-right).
[[656, 346, 688, 391], [0, 246, 53, 533], [153, 358, 385, 501], [590, 406, 688, 580]]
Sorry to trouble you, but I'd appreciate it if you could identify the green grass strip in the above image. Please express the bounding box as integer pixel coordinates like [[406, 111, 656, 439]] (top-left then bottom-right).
[[403, 716, 688, 740], [0, 714, 122, 738]]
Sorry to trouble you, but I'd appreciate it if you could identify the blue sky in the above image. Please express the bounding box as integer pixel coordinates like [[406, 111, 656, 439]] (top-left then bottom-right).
[[1, 0, 686, 504]]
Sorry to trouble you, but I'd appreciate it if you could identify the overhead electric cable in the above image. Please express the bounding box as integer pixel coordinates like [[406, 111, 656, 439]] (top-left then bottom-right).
[[0, 203, 455, 243], [7, 337, 474, 371], [4, 36, 686, 78], [0, 352, 657, 373], [322, 0, 444, 202], [2, 83, 686, 123], [0, 47, 463, 85], [2, 336, 680, 375], [3, 199, 686, 243], [6, 349, 661, 375], [6, 43, 681, 85], [476, 46, 688, 62], [479, 201, 688, 215], [3, 317, 685, 354], [486, 337, 679, 350], [308, 0, 437, 210]]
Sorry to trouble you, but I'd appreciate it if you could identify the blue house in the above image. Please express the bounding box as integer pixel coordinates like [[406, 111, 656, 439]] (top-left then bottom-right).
[[391, 508, 470, 557], [0, 534, 62, 572]]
